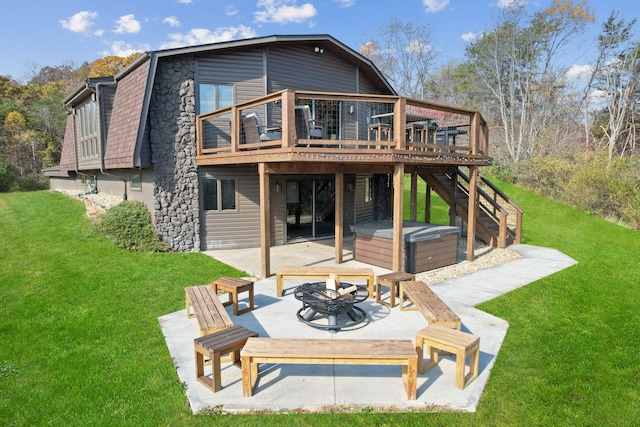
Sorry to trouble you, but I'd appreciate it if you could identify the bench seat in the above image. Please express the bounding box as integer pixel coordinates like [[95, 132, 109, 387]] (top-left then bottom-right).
[[185, 285, 234, 336], [399, 281, 461, 330], [275, 266, 374, 297], [240, 338, 418, 400]]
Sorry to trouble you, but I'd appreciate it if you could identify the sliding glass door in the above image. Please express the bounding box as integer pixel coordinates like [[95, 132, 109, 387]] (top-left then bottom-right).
[[286, 178, 335, 242]]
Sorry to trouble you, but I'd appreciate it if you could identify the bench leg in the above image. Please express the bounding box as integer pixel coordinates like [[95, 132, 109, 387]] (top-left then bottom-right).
[[276, 275, 283, 297], [402, 359, 418, 400], [241, 356, 256, 397], [195, 349, 223, 392]]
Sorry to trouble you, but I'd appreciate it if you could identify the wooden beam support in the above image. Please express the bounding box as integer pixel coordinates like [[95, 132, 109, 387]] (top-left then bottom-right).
[[393, 163, 405, 272], [410, 170, 418, 221], [259, 163, 271, 277], [335, 172, 344, 264], [466, 166, 478, 262]]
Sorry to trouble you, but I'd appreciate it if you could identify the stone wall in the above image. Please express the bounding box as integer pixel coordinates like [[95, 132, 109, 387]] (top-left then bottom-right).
[[149, 55, 200, 251]]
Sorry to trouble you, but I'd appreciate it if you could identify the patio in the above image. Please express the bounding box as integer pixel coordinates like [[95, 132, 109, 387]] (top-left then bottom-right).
[[158, 241, 577, 414]]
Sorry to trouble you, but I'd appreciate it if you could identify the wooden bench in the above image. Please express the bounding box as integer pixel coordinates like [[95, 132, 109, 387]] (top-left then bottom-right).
[[185, 285, 234, 336], [240, 338, 418, 400], [416, 325, 480, 389], [275, 266, 375, 298], [399, 281, 461, 330]]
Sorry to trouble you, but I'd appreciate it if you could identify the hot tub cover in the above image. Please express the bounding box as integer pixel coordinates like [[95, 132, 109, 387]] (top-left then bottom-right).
[[350, 220, 460, 242]]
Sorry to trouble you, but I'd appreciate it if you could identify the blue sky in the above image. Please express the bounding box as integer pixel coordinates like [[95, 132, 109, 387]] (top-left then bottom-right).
[[1, 0, 638, 83]]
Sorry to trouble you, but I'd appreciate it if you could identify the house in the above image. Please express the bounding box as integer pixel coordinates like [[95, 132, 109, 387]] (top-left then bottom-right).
[[46, 34, 521, 277]]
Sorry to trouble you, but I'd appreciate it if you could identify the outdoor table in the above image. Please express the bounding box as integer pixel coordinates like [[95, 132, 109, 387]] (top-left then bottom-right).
[[294, 282, 369, 333]]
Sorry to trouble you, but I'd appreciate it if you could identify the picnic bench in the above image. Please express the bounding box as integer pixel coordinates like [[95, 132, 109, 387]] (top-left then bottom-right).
[[399, 281, 461, 330], [240, 337, 418, 400], [275, 266, 375, 297], [185, 284, 234, 336]]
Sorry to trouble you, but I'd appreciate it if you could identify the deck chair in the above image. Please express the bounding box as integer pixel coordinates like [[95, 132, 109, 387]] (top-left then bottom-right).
[[294, 105, 325, 141], [242, 113, 282, 143]]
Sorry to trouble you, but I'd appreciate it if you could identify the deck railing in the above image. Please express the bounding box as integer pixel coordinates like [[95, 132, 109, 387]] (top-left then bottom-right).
[[196, 89, 489, 158]]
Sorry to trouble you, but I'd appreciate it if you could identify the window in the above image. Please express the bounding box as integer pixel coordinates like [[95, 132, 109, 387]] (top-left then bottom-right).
[[131, 174, 142, 191], [76, 100, 99, 159], [203, 178, 237, 211], [198, 84, 234, 114]]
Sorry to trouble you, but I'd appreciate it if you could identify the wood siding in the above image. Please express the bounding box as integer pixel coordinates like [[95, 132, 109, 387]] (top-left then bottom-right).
[[355, 174, 375, 223], [197, 49, 265, 103], [266, 46, 358, 93], [200, 166, 262, 249]]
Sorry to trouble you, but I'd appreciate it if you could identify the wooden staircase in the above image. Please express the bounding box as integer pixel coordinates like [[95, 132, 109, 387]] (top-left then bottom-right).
[[418, 168, 522, 248]]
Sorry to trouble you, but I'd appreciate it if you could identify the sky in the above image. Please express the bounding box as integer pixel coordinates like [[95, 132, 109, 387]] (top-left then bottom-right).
[[0, 0, 638, 84]]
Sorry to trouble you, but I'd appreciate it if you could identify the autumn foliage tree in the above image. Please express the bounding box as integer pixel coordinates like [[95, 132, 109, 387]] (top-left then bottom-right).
[[88, 53, 142, 77]]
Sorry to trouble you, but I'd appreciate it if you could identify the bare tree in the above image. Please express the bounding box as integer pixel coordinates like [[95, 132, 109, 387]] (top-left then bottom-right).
[[465, 0, 594, 162], [589, 13, 639, 160], [361, 18, 437, 99]]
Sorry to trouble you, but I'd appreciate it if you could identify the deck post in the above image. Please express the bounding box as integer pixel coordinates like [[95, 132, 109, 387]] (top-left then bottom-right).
[[410, 169, 417, 221], [466, 166, 478, 261], [259, 163, 271, 277], [393, 163, 404, 271], [335, 172, 344, 263]]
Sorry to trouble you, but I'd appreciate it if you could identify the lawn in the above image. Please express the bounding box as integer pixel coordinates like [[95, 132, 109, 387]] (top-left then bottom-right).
[[0, 187, 638, 426]]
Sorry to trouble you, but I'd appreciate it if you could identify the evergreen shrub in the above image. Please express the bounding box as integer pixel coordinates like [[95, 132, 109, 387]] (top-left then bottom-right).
[[95, 200, 171, 252]]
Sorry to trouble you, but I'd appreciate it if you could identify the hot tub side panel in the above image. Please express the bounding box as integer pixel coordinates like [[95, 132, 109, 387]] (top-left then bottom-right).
[[405, 234, 459, 273]]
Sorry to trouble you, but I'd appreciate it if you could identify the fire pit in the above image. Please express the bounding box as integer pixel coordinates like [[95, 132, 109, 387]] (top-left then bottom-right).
[[294, 282, 369, 333]]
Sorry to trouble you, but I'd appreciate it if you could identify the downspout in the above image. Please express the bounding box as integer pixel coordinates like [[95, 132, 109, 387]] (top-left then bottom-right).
[[95, 81, 128, 201]]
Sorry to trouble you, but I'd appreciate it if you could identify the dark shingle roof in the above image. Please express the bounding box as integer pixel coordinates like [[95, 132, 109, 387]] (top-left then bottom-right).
[[58, 115, 76, 171], [103, 57, 151, 169]]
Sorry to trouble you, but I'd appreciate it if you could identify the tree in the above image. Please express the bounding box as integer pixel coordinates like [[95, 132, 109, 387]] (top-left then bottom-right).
[[587, 13, 639, 160], [465, 0, 594, 162], [361, 18, 437, 99], [88, 53, 142, 77]]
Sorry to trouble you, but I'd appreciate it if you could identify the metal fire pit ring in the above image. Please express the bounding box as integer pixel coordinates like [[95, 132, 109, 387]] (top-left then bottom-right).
[[294, 282, 369, 332]]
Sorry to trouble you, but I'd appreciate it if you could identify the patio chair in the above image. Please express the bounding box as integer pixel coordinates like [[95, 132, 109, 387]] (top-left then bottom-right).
[[242, 113, 282, 143], [294, 105, 325, 142]]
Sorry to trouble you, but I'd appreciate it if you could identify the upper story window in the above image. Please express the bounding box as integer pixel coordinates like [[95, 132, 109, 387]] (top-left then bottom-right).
[[76, 100, 99, 159], [199, 84, 233, 114]]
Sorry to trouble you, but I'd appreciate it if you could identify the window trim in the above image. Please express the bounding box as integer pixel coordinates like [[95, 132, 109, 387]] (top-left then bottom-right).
[[202, 177, 238, 212], [131, 173, 142, 191]]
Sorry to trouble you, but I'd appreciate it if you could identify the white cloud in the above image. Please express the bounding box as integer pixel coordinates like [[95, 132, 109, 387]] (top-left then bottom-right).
[[461, 32, 481, 42], [159, 26, 258, 49], [496, 0, 526, 8], [163, 16, 180, 27], [60, 11, 99, 34], [178, 0, 192, 4], [405, 39, 432, 53], [114, 14, 141, 34], [254, 0, 317, 24], [225, 6, 239, 16], [423, 0, 449, 13], [335, 0, 356, 7], [102, 41, 150, 57], [565, 64, 592, 82]]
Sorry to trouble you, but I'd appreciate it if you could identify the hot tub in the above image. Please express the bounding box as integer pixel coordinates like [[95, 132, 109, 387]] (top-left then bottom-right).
[[350, 220, 460, 273]]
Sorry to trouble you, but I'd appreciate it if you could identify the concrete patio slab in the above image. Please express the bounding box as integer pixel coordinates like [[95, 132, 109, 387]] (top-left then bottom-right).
[[158, 242, 577, 414]]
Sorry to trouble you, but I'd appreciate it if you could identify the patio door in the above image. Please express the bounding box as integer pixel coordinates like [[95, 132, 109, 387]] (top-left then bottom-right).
[[286, 178, 335, 242]]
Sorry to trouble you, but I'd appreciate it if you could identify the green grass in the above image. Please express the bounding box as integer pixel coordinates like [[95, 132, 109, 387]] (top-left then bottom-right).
[[1, 187, 639, 426]]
